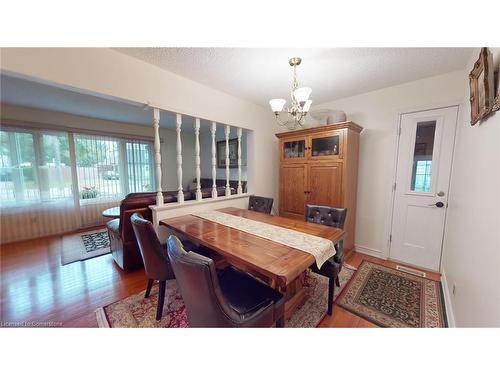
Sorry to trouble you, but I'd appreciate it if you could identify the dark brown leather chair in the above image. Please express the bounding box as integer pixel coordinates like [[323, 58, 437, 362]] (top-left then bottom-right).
[[248, 195, 274, 214], [131, 213, 176, 320], [305, 204, 347, 315], [166, 235, 285, 328]]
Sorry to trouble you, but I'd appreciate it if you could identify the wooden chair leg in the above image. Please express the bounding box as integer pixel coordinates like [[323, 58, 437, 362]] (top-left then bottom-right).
[[145, 279, 154, 298], [156, 280, 166, 321], [335, 275, 341, 287], [328, 277, 335, 316], [276, 316, 285, 328]]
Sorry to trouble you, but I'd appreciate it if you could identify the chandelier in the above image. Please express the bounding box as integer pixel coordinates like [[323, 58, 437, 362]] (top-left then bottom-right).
[[269, 57, 312, 130]]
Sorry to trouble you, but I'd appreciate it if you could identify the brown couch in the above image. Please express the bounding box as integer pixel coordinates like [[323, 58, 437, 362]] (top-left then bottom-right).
[[106, 181, 243, 271], [107, 191, 181, 270], [197, 178, 247, 194]]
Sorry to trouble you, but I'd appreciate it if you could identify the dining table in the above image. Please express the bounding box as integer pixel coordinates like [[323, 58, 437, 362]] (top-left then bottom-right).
[[160, 207, 345, 319]]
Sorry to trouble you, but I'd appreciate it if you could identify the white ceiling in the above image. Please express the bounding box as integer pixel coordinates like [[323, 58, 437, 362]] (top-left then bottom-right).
[[0, 73, 205, 131], [115, 48, 473, 108]]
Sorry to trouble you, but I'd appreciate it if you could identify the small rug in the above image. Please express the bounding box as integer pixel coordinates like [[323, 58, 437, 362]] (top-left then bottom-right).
[[95, 264, 356, 328], [61, 229, 111, 265], [336, 260, 447, 328]]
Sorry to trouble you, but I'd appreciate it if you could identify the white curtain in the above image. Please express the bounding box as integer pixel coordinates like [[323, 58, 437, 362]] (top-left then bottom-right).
[[0, 127, 155, 243]]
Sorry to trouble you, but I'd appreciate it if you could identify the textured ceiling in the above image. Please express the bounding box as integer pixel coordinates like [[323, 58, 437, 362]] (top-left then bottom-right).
[[115, 48, 473, 108]]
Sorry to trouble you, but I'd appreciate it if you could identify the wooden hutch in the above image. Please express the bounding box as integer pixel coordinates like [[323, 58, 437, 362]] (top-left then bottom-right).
[[276, 122, 362, 250]]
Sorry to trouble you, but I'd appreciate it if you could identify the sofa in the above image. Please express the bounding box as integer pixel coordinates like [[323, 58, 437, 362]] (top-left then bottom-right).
[[107, 191, 179, 270], [195, 178, 247, 194], [106, 180, 246, 271]]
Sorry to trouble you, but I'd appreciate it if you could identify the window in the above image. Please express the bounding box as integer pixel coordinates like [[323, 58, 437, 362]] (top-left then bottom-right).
[[74, 134, 154, 202], [410, 121, 436, 193], [0, 129, 71, 206], [126, 140, 154, 193], [412, 160, 432, 192], [0, 126, 155, 207]]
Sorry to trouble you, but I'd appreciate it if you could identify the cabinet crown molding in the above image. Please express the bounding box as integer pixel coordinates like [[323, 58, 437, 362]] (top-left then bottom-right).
[[275, 121, 363, 139]]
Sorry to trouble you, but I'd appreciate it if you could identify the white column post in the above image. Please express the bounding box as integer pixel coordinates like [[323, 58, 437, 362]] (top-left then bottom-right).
[[194, 118, 203, 201], [211, 121, 218, 198], [176, 114, 184, 203], [237, 127, 243, 195], [225, 124, 231, 197], [153, 108, 163, 206]]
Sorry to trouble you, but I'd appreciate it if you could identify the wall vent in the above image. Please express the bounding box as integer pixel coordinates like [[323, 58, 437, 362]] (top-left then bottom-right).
[[396, 265, 426, 278]]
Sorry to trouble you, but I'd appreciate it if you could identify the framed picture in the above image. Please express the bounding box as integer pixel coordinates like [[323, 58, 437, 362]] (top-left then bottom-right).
[[493, 67, 500, 112], [217, 138, 238, 168], [469, 48, 495, 125]]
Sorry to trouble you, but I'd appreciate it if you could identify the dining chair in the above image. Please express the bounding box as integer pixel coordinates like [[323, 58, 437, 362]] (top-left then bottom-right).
[[130, 213, 176, 320], [248, 195, 274, 214], [305, 204, 347, 315], [167, 235, 285, 328]]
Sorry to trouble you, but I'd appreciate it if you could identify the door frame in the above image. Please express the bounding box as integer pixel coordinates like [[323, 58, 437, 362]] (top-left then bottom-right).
[[384, 102, 461, 270]]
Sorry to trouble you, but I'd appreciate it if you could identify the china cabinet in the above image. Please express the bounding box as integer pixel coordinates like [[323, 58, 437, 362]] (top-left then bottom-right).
[[276, 122, 362, 250]]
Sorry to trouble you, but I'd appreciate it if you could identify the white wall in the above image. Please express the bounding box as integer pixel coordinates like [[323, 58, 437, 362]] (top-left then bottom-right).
[[440, 48, 500, 327], [314, 70, 466, 257], [0, 48, 279, 200]]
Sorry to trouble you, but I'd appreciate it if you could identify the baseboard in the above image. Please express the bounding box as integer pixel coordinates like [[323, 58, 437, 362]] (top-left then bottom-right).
[[440, 268, 456, 328], [354, 244, 385, 259]]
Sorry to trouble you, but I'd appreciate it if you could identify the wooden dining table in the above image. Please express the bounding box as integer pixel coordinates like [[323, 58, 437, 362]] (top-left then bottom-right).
[[160, 207, 345, 318]]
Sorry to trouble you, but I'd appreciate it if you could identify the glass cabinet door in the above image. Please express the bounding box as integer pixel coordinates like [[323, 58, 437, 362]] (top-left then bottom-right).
[[282, 139, 306, 161], [310, 132, 342, 159]]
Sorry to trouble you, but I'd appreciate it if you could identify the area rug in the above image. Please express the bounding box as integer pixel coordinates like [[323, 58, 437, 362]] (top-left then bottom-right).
[[95, 264, 356, 328], [336, 260, 447, 328], [61, 229, 111, 265]]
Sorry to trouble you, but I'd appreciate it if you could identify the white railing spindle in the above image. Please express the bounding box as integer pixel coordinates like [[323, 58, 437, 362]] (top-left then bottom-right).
[[211, 121, 218, 198], [225, 124, 231, 196], [176, 114, 184, 203], [237, 127, 243, 194], [195, 118, 202, 201], [153, 108, 163, 206]]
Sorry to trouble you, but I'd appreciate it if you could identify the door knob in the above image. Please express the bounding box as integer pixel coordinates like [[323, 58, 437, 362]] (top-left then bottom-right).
[[428, 201, 445, 208]]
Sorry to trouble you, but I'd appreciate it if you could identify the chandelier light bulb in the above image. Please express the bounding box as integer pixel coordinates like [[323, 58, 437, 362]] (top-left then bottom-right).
[[302, 100, 312, 112], [269, 98, 286, 113], [293, 87, 312, 104]]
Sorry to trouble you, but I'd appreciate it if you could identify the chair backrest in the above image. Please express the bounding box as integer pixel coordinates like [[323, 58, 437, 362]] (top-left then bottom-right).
[[248, 195, 274, 214], [130, 213, 174, 281], [166, 235, 239, 327], [305, 204, 347, 229]]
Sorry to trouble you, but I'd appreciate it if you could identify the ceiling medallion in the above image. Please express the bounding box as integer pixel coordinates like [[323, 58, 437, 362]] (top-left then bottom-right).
[[269, 57, 312, 130]]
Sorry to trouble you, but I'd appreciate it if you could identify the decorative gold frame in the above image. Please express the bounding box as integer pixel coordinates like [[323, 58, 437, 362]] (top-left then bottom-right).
[[493, 68, 500, 112], [494, 93, 500, 112], [469, 48, 494, 125]]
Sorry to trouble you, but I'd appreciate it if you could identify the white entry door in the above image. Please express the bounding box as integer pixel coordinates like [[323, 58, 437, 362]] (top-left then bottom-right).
[[390, 106, 458, 271]]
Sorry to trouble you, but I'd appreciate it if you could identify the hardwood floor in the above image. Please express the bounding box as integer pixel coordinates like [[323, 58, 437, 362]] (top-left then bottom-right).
[[0, 234, 441, 328]]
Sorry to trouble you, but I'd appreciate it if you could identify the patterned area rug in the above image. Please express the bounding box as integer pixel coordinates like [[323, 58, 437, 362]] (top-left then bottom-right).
[[61, 229, 111, 265], [336, 261, 447, 328], [95, 264, 356, 328]]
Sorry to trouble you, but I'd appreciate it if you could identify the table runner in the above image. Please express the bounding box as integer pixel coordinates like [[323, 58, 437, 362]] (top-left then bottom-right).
[[192, 210, 335, 269]]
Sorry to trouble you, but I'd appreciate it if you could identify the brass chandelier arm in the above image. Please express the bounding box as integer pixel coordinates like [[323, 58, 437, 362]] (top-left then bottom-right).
[[274, 110, 308, 129]]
